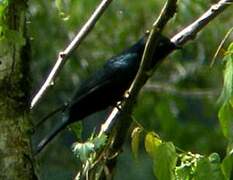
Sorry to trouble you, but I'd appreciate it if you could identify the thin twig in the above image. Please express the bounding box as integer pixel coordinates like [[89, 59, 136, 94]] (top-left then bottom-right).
[[30, 0, 113, 109], [210, 27, 233, 67]]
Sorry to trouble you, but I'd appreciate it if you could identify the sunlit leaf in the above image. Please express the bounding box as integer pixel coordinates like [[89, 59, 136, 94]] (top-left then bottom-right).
[[227, 43, 233, 54], [153, 142, 177, 180], [72, 142, 95, 162], [221, 143, 233, 180], [218, 43, 233, 103], [176, 152, 225, 179], [55, 0, 62, 11], [175, 164, 192, 180], [0, 0, 9, 39], [209, 153, 221, 164], [221, 154, 233, 180], [91, 133, 107, 149], [218, 102, 233, 140], [131, 127, 142, 160], [175, 152, 200, 179], [55, 0, 70, 21], [145, 132, 177, 179], [144, 131, 161, 158]]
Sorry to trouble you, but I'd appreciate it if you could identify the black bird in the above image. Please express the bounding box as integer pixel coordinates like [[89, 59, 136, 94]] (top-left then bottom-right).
[[36, 34, 176, 154]]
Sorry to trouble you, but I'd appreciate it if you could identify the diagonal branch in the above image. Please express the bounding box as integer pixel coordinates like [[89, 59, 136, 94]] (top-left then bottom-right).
[[30, 0, 114, 109], [171, 0, 233, 46]]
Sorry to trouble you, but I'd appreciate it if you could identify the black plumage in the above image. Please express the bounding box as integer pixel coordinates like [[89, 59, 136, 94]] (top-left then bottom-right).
[[35, 35, 176, 154]]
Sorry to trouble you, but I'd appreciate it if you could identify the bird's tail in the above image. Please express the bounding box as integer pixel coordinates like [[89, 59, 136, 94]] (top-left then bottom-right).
[[34, 115, 69, 155]]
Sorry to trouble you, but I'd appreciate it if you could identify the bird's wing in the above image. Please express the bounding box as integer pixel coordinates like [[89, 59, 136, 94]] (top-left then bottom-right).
[[70, 65, 119, 105], [70, 53, 138, 106]]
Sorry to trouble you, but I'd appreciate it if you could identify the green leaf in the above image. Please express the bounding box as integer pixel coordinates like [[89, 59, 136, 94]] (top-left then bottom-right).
[[55, 0, 70, 21], [209, 153, 221, 164], [208, 153, 225, 180], [218, 102, 233, 140], [0, 0, 9, 39], [72, 142, 95, 162], [221, 154, 233, 179], [145, 132, 177, 179], [218, 44, 233, 103], [91, 134, 107, 149], [218, 43, 233, 180], [70, 122, 82, 139], [194, 157, 212, 180], [193, 154, 225, 180], [144, 132, 161, 158], [227, 43, 233, 54], [55, 0, 62, 11], [175, 152, 200, 179], [0, 0, 8, 16], [131, 127, 142, 160], [175, 164, 192, 180], [153, 142, 177, 180]]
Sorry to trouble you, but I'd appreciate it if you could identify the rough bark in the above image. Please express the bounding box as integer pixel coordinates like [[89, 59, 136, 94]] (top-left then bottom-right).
[[0, 0, 37, 179]]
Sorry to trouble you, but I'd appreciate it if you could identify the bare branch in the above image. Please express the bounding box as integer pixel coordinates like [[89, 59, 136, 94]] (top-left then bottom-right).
[[30, 0, 113, 109], [171, 0, 232, 46]]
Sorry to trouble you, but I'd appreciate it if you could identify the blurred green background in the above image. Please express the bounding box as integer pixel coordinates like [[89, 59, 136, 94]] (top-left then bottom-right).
[[29, 0, 233, 179]]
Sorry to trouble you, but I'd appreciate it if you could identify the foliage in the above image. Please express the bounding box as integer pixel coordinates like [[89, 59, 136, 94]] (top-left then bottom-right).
[[0, 0, 9, 38], [72, 133, 107, 162], [0, 0, 26, 46], [131, 127, 143, 160], [131, 127, 227, 180], [145, 132, 177, 180], [218, 43, 233, 104], [128, 42, 233, 180]]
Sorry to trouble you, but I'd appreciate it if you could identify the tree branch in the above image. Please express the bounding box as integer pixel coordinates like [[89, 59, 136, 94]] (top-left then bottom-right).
[[30, 0, 114, 109], [171, 0, 232, 46]]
